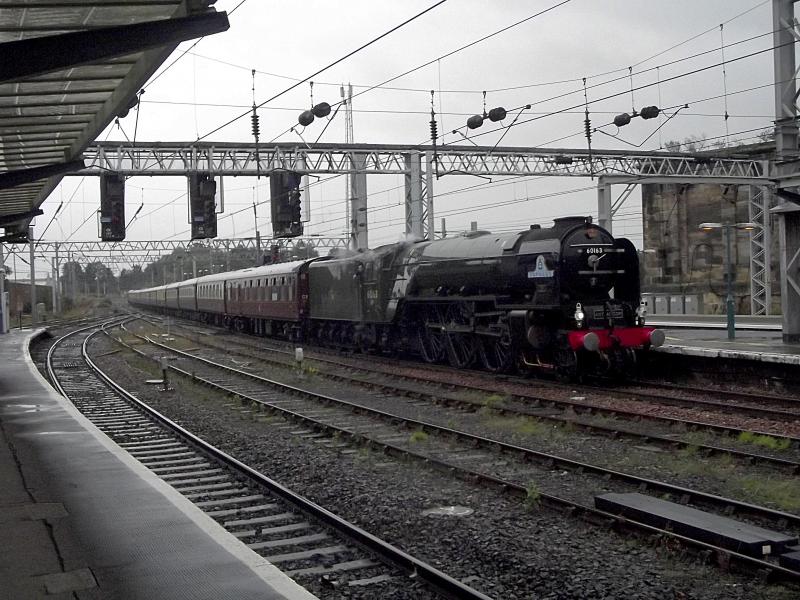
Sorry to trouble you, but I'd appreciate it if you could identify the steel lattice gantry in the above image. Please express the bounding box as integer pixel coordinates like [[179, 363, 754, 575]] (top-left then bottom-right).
[[82, 140, 768, 239], [3, 236, 347, 277], [81, 140, 772, 314]]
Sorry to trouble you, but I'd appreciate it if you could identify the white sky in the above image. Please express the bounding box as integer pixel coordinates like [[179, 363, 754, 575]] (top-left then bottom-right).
[[17, 0, 777, 277]]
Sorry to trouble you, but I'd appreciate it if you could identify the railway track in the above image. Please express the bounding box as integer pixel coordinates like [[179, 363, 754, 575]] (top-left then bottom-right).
[[109, 320, 800, 583], [140, 315, 800, 426], [137, 314, 800, 425], [131, 318, 800, 475], [45, 320, 492, 600]]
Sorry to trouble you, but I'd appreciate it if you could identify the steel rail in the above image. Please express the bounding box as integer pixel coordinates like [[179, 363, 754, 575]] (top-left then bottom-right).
[[75, 325, 492, 600], [139, 320, 800, 475], [108, 324, 800, 584], [121, 325, 800, 532], [142, 314, 800, 445]]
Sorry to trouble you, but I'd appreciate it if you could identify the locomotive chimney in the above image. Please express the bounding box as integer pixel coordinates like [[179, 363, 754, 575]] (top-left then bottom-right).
[[553, 216, 592, 227]]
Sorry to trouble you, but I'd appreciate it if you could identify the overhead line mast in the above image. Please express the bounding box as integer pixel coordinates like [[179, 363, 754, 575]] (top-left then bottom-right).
[[341, 83, 354, 243]]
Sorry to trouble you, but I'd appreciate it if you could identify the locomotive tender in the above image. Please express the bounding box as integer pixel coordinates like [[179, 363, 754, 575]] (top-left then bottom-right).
[[128, 216, 664, 378]]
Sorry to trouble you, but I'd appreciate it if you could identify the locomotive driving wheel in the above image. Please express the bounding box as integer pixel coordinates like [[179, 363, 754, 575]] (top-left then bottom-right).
[[554, 348, 580, 382], [445, 333, 478, 368], [443, 303, 478, 368], [418, 326, 446, 363], [479, 331, 514, 373]]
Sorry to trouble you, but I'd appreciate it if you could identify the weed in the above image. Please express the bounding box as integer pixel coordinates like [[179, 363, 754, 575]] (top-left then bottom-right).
[[516, 418, 547, 436], [524, 482, 541, 510], [483, 393, 508, 409], [738, 476, 800, 511], [737, 431, 791, 451], [409, 429, 429, 443]]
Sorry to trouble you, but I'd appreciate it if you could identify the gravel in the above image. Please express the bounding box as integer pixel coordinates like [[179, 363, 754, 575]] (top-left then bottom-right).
[[125, 320, 800, 516], [83, 331, 800, 600]]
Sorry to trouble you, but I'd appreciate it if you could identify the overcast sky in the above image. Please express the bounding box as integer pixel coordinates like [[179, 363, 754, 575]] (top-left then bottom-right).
[[15, 0, 776, 277]]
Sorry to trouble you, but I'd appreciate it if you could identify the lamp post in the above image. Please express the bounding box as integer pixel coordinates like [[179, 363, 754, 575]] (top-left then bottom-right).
[[698, 222, 757, 340]]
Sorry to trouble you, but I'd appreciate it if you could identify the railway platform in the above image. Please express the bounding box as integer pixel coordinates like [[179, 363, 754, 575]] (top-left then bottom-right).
[[0, 328, 317, 600], [654, 325, 800, 366]]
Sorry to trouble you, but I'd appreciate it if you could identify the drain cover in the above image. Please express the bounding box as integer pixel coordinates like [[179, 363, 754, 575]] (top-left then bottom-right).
[[421, 505, 474, 517]]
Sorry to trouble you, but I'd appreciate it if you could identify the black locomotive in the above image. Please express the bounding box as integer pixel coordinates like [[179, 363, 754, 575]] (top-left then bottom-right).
[[130, 216, 663, 378]]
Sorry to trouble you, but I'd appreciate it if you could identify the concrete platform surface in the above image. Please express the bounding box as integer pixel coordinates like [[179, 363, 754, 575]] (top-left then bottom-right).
[[0, 328, 317, 600], [648, 315, 782, 331], [655, 327, 800, 366]]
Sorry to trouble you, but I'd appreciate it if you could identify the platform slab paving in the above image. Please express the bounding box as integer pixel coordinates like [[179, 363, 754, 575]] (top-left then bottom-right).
[[0, 328, 318, 600]]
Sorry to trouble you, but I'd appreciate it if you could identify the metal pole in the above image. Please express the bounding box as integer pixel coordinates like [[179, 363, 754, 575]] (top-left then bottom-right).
[[54, 243, 60, 313], [725, 225, 735, 340], [28, 226, 37, 325], [0, 243, 6, 333], [52, 258, 57, 315]]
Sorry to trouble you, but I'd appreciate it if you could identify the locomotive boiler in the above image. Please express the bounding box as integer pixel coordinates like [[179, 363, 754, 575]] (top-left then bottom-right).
[[304, 216, 663, 377]]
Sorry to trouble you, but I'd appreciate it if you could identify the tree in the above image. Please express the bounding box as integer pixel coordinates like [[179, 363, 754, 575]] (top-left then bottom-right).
[[682, 134, 707, 153], [758, 128, 776, 143], [118, 265, 148, 292]]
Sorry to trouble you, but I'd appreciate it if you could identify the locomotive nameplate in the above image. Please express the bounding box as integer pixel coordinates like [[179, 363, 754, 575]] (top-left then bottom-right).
[[592, 307, 624, 319]]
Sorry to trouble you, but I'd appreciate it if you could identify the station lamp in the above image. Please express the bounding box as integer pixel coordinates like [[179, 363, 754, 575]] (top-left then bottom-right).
[[697, 221, 758, 340]]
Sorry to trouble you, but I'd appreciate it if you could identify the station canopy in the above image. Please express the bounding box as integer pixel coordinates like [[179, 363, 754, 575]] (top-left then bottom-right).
[[0, 0, 229, 242]]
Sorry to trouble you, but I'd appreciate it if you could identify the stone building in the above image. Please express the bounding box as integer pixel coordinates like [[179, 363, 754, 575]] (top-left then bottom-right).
[[641, 183, 780, 315]]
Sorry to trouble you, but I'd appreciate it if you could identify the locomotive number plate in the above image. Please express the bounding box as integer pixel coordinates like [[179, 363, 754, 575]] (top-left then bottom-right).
[[593, 307, 624, 319], [585, 247, 605, 254]]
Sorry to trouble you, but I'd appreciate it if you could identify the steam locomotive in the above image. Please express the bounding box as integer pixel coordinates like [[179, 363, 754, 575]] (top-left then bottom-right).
[[129, 216, 664, 378]]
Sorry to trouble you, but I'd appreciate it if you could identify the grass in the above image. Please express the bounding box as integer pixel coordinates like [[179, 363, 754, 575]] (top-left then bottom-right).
[[125, 352, 160, 377], [482, 414, 564, 441], [737, 431, 792, 451], [676, 444, 699, 459], [524, 481, 541, 510], [453, 389, 496, 405], [483, 393, 508, 409], [409, 429, 429, 443], [613, 445, 800, 512], [738, 476, 800, 512]]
